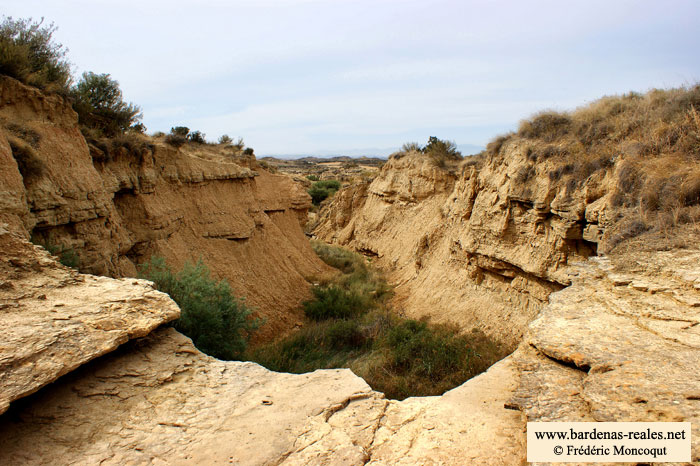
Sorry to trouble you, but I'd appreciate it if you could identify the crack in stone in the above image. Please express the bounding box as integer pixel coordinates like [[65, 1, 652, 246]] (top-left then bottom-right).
[[362, 399, 389, 465], [322, 392, 374, 422]]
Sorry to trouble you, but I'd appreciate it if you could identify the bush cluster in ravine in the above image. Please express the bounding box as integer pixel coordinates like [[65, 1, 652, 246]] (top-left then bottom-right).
[[139, 256, 260, 360], [248, 242, 507, 399], [308, 180, 341, 205]]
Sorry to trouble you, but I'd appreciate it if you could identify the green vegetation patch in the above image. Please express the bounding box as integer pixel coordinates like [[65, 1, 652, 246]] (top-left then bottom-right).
[[139, 256, 260, 360], [248, 242, 507, 400], [399, 136, 463, 168], [71, 72, 142, 137], [0, 16, 72, 93], [308, 179, 341, 205]]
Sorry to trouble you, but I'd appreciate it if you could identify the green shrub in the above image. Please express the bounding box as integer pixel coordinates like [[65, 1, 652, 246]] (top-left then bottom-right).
[[423, 136, 462, 160], [71, 72, 142, 136], [139, 256, 259, 360], [324, 319, 367, 350], [55, 246, 80, 269], [248, 318, 368, 372], [303, 285, 367, 321], [308, 179, 341, 205], [219, 134, 232, 145], [310, 240, 356, 273], [243, 147, 254, 155], [187, 130, 206, 144], [0, 16, 72, 92], [9, 137, 45, 182], [170, 126, 190, 137], [306, 174, 320, 181], [385, 319, 465, 380], [248, 241, 506, 399], [370, 321, 505, 399], [31, 238, 80, 269]]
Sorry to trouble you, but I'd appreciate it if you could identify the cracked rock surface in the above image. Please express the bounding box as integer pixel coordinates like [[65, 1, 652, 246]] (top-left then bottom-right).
[[0, 326, 524, 465], [0, 226, 179, 415], [510, 249, 700, 462], [0, 327, 371, 465]]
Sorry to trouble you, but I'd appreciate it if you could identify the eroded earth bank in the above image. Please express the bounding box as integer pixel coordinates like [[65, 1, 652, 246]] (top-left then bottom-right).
[[0, 77, 699, 464]]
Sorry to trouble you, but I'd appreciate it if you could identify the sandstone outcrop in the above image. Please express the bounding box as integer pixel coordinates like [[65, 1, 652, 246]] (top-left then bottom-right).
[[0, 224, 179, 415], [511, 247, 700, 462], [0, 76, 327, 341], [2, 77, 699, 464]]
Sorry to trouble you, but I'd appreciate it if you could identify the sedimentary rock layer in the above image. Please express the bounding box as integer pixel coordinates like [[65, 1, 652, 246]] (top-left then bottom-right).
[[510, 248, 700, 461], [0, 225, 179, 415]]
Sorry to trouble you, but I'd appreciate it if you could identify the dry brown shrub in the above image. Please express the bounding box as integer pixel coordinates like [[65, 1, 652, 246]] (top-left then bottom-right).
[[486, 83, 700, 250]]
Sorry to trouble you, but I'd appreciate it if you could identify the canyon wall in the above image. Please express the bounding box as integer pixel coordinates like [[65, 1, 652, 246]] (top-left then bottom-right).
[[0, 76, 326, 340], [1, 78, 698, 463], [314, 147, 609, 347]]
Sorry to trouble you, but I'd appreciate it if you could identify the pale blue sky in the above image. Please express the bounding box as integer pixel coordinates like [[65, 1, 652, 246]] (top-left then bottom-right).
[[3, 0, 700, 156]]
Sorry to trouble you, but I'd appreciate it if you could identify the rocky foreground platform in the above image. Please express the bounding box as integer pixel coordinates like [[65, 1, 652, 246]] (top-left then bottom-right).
[[0, 223, 698, 464]]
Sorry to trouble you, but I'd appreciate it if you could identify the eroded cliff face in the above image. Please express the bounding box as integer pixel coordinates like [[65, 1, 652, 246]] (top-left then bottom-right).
[[0, 76, 326, 340], [314, 148, 607, 348]]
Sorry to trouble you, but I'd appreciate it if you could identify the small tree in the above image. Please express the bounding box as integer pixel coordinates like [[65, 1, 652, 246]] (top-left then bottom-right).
[[219, 134, 232, 145], [170, 126, 190, 137], [71, 72, 142, 136], [0, 16, 72, 92], [308, 180, 341, 205]]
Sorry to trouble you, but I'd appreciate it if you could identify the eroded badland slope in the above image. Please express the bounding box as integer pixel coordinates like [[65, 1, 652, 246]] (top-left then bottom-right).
[[0, 78, 699, 464], [0, 76, 326, 341]]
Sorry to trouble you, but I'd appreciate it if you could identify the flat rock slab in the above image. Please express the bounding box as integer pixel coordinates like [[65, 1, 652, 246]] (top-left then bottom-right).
[[0, 226, 179, 414], [0, 327, 374, 465]]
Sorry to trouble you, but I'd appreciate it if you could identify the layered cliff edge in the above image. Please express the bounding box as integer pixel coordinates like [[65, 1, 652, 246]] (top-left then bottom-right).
[[0, 76, 326, 341], [312, 150, 603, 348]]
